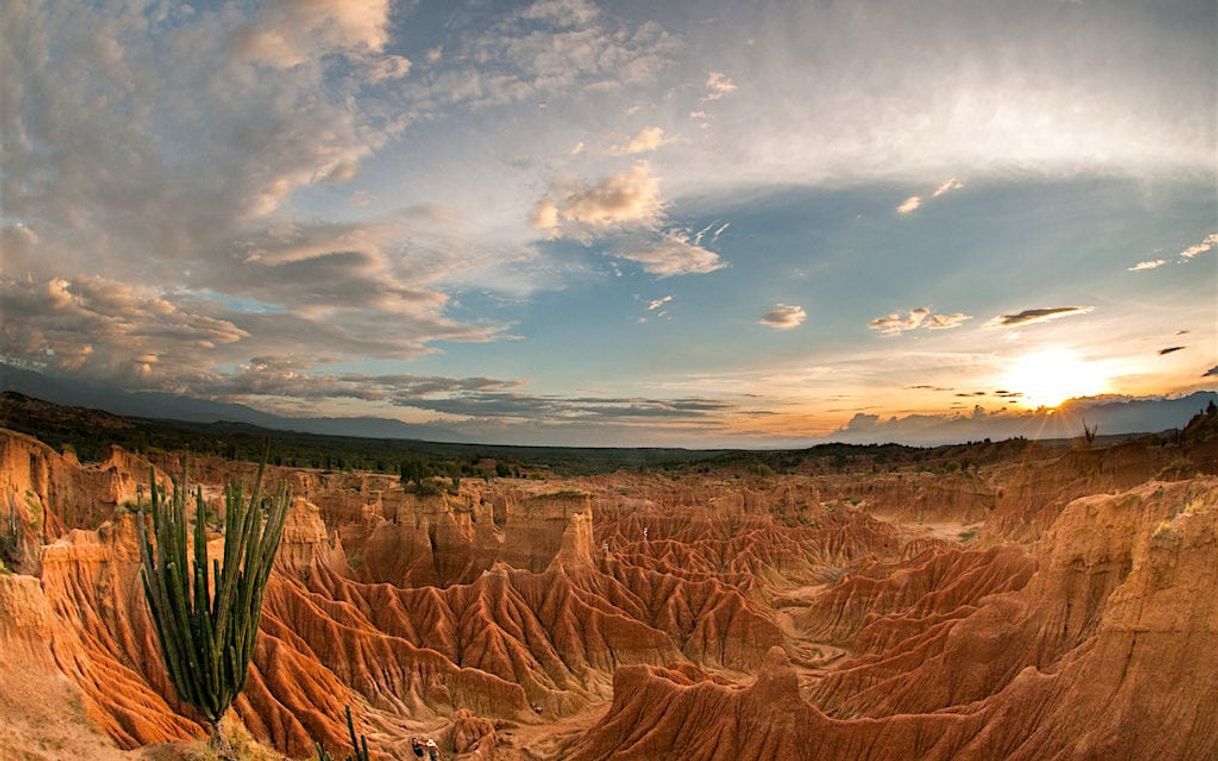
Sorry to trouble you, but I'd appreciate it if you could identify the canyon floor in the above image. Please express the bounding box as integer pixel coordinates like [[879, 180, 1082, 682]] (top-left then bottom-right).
[[2, 403, 1217, 760]]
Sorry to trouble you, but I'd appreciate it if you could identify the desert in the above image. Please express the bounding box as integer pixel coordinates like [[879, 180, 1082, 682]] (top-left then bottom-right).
[[1, 394, 1216, 760]]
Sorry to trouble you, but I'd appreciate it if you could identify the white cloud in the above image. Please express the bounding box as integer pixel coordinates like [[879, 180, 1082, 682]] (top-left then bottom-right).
[[1128, 258, 1166, 272], [898, 178, 964, 215], [759, 304, 807, 330], [869, 307, 930, 335], [647, 295, 673, 310], [932, 177, 965, 197], [532, 198, 561, 232], [703, 71, 737, 101], [868, 307, 972, 336], [614, 231, 725, 277], [533, 162, 665, 235], [614, 126, 667, 155], [1179, 233, 1218, 260], [232, 0, 393, 68]]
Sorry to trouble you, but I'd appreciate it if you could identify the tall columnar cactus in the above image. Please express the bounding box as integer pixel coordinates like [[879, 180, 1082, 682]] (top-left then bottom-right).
[[314, 706, 371, 761], [137, 457, 290, 758]]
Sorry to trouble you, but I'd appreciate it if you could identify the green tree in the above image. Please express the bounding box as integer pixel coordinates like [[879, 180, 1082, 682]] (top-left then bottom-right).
[[137, 458, 290, 759]]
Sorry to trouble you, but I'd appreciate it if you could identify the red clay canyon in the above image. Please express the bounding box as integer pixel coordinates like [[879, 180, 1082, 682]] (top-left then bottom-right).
[[2, 407, 1217, 760]]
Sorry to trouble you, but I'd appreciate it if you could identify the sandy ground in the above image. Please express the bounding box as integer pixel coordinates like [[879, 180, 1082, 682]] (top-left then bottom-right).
[[0, 663, 130, 761]]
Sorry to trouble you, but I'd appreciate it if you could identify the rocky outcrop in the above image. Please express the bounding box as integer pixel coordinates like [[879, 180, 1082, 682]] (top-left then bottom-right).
[[568, 479, 1218, 761], [2, 425, 1215, 760]]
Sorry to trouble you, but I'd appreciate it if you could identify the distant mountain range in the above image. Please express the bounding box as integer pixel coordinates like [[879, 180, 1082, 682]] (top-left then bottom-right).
[[828, 390, 1218, 446], [0, 365, 467, 442], [1, 365, 1214, 448]]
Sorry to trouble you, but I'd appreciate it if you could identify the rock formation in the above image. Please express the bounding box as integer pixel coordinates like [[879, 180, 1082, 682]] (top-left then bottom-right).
[[0, 417, 1214, 760]]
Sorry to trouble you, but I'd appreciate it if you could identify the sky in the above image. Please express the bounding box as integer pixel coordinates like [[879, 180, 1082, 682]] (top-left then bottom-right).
[[1, 0, 1215, 447]]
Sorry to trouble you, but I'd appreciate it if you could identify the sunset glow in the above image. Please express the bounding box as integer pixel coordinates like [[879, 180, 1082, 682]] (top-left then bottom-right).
[[1002, 348, 1113, 409]]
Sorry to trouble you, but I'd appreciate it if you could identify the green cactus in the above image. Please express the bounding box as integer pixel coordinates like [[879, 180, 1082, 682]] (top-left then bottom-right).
[[137, 455, 290, 759], [315, 705, 371, 761]]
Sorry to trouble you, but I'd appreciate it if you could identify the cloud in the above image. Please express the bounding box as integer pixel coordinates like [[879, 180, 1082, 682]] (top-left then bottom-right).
[[868, 307, 971, 336], [932, 177, 965, 197], [647, 295, 673, 310], [759, 304, 807, 330], [366, 54, 413, 82], [232, 0, 392, 68], [869, 307, 928, 334], [402, 390, 736, 421], [702, 71, 737, 101], [348, 191, 375, 208], [1129, 258, 1166, 272], [518, 0, 601, 28], [614, 230, 726, 277], [1179, 232, 1218, 260], [1158, 346, 1186, 355], [0, 276, 246, 378], [0, 223, 39, 272], [532, 199, 561, 231], [924, 312, 973, 330], [614, 126, 667, 155], [830, 393, 1218, 446], [534, 162, 664, 235], [199, 358, 522, 404], [402, 3, 678, 112], [897, 178, 964, 215], [1205, 365, 1218, 378], [986, 305, 1094, 328]]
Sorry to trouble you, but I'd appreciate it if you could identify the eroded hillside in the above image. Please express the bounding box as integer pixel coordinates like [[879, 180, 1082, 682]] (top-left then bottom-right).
[[1, 408, 1216, 760]]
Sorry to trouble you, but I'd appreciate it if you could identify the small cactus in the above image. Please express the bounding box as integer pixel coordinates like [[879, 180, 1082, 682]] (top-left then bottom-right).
[[1081, 420, 1098, 445], [315, 705, 371, 761]]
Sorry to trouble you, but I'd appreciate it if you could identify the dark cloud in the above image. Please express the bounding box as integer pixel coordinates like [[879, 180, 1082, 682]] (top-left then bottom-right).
[[198, 360, 522, 404], [1204, 365, 1218, 378], [759, 304, 807, 330], [401, 391, 736, 421], [987, 305, 1093, 327], [1158, 346, 1186, 355]]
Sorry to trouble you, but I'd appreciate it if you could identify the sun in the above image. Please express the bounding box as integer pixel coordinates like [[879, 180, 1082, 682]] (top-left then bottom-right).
[[1001, 347, 1111, 408]]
